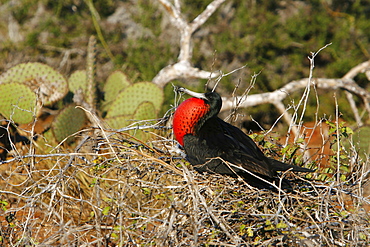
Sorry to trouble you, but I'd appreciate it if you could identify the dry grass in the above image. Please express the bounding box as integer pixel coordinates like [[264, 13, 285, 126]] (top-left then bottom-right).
[[0, 120, 369, 246]]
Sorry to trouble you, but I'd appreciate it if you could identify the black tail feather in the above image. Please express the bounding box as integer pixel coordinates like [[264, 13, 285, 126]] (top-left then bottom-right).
[[270, 159, 314, 173]]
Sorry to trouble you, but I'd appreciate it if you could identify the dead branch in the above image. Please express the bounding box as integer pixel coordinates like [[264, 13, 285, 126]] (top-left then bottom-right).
[[152, 0, 225, 88], [152, 0, 369, 129], [221, 60, 370, 126]]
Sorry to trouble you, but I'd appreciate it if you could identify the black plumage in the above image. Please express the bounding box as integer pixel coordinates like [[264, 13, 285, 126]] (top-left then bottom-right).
[[173, 87, 313, 180]]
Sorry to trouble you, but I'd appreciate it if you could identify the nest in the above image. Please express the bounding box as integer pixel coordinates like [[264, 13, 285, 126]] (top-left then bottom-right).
[[0, 126, 369, 246]]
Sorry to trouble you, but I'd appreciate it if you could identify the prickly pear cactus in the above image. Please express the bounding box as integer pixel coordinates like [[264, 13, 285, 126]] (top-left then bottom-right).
[[68, 70, 87, 94], [51, 105, 86, 143], [103, 71, 131, 103], [105, 102, 157, 140], [36, 129, 57, 152], [131, 102, 157, 140], [133, 101, 156, 121], [106, 82, 163, 118], [105, 101, 157, 130], [104, 115, 131, 130], [0, 83, 37, 124], [85, 35, 97, 108], [0, 62, 68, 105]]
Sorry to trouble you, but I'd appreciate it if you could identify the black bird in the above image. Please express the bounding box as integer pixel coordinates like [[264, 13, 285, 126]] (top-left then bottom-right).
[[173, 87, 313, 180]]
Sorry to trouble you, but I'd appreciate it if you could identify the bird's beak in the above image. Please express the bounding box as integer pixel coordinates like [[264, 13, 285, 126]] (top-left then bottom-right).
[[175, 87, 208, 100]]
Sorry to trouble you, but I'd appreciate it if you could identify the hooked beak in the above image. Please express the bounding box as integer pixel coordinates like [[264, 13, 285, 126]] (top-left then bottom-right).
[[175, 86, 208, 100]]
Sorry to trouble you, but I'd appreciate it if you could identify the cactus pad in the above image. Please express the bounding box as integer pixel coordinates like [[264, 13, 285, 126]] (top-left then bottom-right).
[[36, 129, 57, 152], [69, 70, 88, 94], [51, 105, 86, 143], [104, 102, 156, 130], [0, 62, 68, 105], [132, 101, 156, 121], [129, 102, 157, 140], [103, 70, 131, 102], [106, 82, 163, 118], [0, 83, 37, 124], [104, 115, 131, 129], [105, 102, 157, 140]]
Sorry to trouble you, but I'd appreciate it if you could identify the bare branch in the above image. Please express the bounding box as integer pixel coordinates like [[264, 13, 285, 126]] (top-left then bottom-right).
[[221, 71, 370, 115], [343, 60, 370, 80], [152, 61, 219, 88], [153, 0, 224, 88], [157, 0, 187, 29], [190, 0, 226, 32], [344, 91, 362, 126], [155, 1, 370, 126]]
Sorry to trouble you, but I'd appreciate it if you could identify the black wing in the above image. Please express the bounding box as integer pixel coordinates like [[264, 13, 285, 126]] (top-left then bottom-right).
[[184, 117, 312, 178], [183, 117, 274, 177], [217, 119, 313, 174]]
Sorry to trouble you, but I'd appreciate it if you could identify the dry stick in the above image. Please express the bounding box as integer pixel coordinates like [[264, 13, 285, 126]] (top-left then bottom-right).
[[344, 91, 362, 126], [221, 61, 370, 117], [93, 166, 103, 247], [0, 152, 117, 165], [294, 198, 329, 245], [66, 135, 90, 167], [24, 96, 40, 169], [157, 207, 177, 246], [181, 164, 244, 244], [225, 69, 257, 123], [76, 106, 122, 164], [204, 50, 220, 91], [181, 165, 201, 245], [343, 60, 370, 79], [129, 147, 183, 175], [7, 113, 22, 159], [271, 100, 297, 137], [314, 182, 370, 205], [212, 64, 248, 95], [107, 127, 165, 155], [277, 169, 291, 216], [298, 44, 332, 133], [159, 0, 225, 61], [262, 103, 294, 137], [296, 48, 321, 158], [342, 60, 370, 116], [105, 124, 182, 175], [362, 97, 370, 116], [2, 121, 179, 176], [300, 67, 323, 162], [286, 45, 332, 160], [334, 94, 341, 185]]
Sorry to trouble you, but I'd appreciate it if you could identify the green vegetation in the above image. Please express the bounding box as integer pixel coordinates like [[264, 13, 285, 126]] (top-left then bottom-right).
[[0, 59, 163, 144], [1, 0, 369, 122]]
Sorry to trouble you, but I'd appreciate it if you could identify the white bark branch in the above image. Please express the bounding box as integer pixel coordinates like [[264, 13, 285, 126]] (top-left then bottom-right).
[[190, 0, 226, 32], [221, 60, 370, 126], [153, 1, 370, 126], [153, 0, 225, 88], [342, 60, 370, 79]]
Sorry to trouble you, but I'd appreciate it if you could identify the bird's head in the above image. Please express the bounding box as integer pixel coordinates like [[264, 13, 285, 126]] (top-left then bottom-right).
[[172, 87, 222, 146]]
